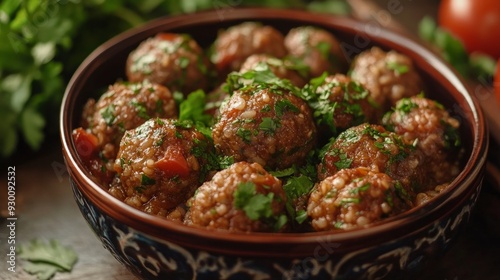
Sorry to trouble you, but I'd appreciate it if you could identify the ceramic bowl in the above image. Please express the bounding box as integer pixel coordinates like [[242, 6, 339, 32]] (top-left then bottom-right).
[[60, 8, 488, 280]]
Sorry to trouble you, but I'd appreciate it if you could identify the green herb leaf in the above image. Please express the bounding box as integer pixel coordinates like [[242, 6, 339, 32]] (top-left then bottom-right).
[[179, 89, 213, 127], [386, 61, 409, 75], [259, 117, 279, 135], [20, 105, 46, 150], [100, 104, 116, 126], [141, 174, 156, 185], [18, 239, 78, 280], [131, 101, 150, 119], [22, 262, 61, 280], [233, 182, 277, 222]]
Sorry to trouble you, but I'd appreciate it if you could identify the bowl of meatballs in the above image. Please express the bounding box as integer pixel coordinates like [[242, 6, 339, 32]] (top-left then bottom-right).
[[60, 8, 488, 280]]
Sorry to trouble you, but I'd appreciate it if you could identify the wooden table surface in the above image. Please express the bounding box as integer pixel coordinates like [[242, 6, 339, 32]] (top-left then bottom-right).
[[2, 1, 500, 279]]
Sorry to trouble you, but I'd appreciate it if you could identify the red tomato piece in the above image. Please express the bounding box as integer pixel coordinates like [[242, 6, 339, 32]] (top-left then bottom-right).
[[72, 127, 99, 161], [438, 0, 500, 59], [155, 145, 190, 178]]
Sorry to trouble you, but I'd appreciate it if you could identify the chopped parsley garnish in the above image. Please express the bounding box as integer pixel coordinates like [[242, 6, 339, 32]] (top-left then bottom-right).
[[442, 120, 461, 148], [339, 197, 361, 206], [323, 148, 352, 170], [224, 64, 300, 96], [178, 56, 190, 69], [395, 98, 418, 114], [155, 99, 164, 114], [141, 174, 156, 185], [178, 89, 213, 127], [233, 182, 287, 230], [394, 181, 412, 203], [386, 61, 409, 75], [135, 186, 147, 193], [131, 101, 150, 119], [300, 74, 370, 136], [259, 117, 279, 135], [315, 41, 332, 59], [275, 99, 300, 117], [100, 104, 116, 126], [349, 183, 370, 195], [236, 127, 252, 143]]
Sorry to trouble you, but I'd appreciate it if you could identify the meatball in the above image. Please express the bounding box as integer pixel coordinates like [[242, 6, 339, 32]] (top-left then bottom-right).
[[212, 81, 317, 170], [382, 96, 462, 187], [302, 73, 378, 140], [185, 161, 287, 232], [239, 54, 307, 87], [110, 118, 216, 216], [284, 26, 347, 79], [83, 81, 177, 161], [211, 22, 287, 76], [349, 47, 424, 113], [307, 167, 410, 231], [126, 33, 213, 95], [318, 123, 424, 200]]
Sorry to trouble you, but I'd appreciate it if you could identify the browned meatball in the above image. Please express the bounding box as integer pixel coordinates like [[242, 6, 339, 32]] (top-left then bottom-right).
[[284, 26, 347, 79], [349, 47, 424, 113], [382, 96, 462, 187], [211, 22, 287, 76], [110, 118, 216, 217], [301, 73, 378, 140], [239, 54, 307, 87], [185, 161, 287, 232], [212, 81, 317, 170], [82, 81, 177, 162], [126, 33, 213, 95], [307, 167, 410, 231], [318, 123, 424, 200]]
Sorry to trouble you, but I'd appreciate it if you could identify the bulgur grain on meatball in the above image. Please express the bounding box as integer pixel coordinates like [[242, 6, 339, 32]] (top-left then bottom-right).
[[318, 123, 424, 201], [185, 161, 288, 232], [83, 81, 177, 162], [211, 22, 287, 76], [126, 33, 213, 95], [301, 73, 378, 139], [414, 183, 450, 206], [349, 47, 424, 113], [212, 73, 317, 170], [307, 167, 410, 231], [240, 54, 307, 88], [284, 26, 347, 79], [382, 95, 462, 187], [110, 118, 217, 217]]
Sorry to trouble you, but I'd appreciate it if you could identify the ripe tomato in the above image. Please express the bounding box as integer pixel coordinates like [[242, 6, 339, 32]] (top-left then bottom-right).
[[438, 0, 500, 59], [495, 58, 500, 106]]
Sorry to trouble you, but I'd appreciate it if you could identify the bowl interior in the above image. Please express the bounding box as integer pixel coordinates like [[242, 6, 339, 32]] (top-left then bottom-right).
[[61, 8, 487, 254]]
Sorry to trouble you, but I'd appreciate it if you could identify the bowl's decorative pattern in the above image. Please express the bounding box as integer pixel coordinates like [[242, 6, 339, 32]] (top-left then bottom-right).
[[71, 178, 481, 280]]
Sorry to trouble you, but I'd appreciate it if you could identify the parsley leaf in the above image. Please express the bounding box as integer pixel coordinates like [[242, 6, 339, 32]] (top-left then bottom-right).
[[259, 117, 279, 135], [233, 181, 286, 230], [179, 89, 213, 127], [18, 239, 78, 280], [100, 104, 116, 126], [386, 61, 409, 75]]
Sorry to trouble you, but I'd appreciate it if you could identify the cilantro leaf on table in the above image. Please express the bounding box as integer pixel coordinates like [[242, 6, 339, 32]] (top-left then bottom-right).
[[18, 239, 78, 280], [21, 262, 61, 280]]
